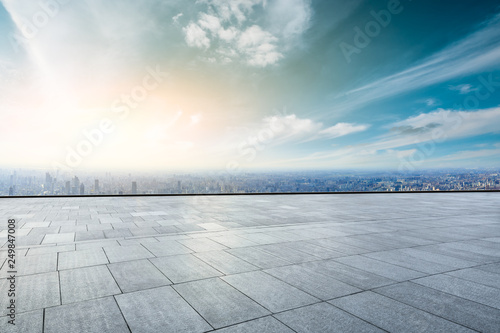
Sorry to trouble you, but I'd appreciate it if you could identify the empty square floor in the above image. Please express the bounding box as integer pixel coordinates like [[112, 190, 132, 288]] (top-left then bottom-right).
[[0, 193, 499, 332]]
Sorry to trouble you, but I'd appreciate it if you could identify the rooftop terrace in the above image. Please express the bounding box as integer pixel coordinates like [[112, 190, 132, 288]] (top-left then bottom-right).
[[1, 193, 499, 332]]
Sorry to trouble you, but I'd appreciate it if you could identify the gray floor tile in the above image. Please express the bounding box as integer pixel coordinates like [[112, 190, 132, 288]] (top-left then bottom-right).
[[276, 302, 384, 333], [375, 282, 500, 333], [238, 232, 288, 245], [330, 291, 474, 333], [413, 274, 500, 309], [25, 244, 75, 256], [103, 245, 154, 263], [281, 241, 347, 259], [108, 259, 171, 292], [300, 259, 395, 290], [103, 229, 133, 239], [222, 271, 318, 312], [257, 244, 321, 263], [42, 233, 75, 244], [398, 248, 478, 269], [150, 254, 222, 283], [477, 263, 500, 275], [0, 272, 60, 313], [364, 249, 458, 274], [331, 236, 395, 252], [44, 297, 129, 333], [194, 251, 259, 275], [76, 240, 119, 250], [116, 286, 211, 333], [226, 247, 291, 269], [334, 255, 425, 281], [307, 238, 370, 255], [173, 278, 270, 328], [0, 310, 43, 333], [416, 243, 499, 263], [264, 264, 361, 300], [58, 248, 109, 270], [0, 253, 57, 277], [60, 265, 121, 304], [213, 316, 293, 333], [75, 231, 106, 242], [209, 235, 259, 248], [177, 238, 228, 252], [446, 268, 500, 289], [142, 240, 192, 257]]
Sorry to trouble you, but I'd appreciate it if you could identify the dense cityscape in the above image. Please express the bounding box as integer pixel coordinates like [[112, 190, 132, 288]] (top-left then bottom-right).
[[0, 168, 498, 196]]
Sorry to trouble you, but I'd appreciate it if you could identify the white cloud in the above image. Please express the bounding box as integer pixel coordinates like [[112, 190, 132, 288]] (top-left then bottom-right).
[[172, 13, 183, 24], [265, 0, 313, 49], [264, 107, 500, 169], [183, 22, 210, 49], [390, 107, 500, 140], [181, 0, 312, 67], [425, 98, 438, 106], [257, 114, 368, 145], [198, 13, 222, 33], [319, 123, 369, 139], [202, 0, 262, 24], [237, 25, 282, 66], [449, 84, 477, 94]]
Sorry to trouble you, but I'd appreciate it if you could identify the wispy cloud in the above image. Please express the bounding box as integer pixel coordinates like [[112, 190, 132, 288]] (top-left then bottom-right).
[[332, 13, 500, 115], [266, 107, 500, 168], [319, 123, 369, 139], [449, 83, 477, 94], [436, 148, 500, 162]]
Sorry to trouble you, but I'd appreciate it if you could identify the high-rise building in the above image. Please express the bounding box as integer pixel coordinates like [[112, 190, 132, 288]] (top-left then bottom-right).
[[73, 176, 80, 195], [132, 181, 137, 194], [65, 181, 71, 195], [80, 183, 85, 195], [8, 186, 14, 196], [45, 172, 53, 194], [95, 179, 100, 194]]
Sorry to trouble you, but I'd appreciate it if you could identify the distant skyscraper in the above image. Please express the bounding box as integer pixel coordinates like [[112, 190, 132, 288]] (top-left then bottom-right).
[[73, 176, 80, 195], [80, 183, 85, 195], [45, 172, 53, 194], [132, 181, 137, 194], [65, 181, 71, 195], [177, 180, 181, 192], [95, 179, 100, 194], [8, 186, 14, 196]]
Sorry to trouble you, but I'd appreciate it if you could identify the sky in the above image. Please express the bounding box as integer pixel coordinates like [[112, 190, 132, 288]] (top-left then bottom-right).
[[0, 0, 499, 173]]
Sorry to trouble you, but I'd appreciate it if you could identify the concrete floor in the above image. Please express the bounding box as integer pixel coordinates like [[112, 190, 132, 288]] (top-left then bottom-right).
[[0, 193, 499, 332]]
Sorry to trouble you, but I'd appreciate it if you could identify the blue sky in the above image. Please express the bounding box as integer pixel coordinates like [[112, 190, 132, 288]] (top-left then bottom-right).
[[0, 0, 499, 172]]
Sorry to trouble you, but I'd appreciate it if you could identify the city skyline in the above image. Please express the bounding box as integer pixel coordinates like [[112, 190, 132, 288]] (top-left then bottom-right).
[[0, 0, 499, 172], [2, 167, 499, 196]]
